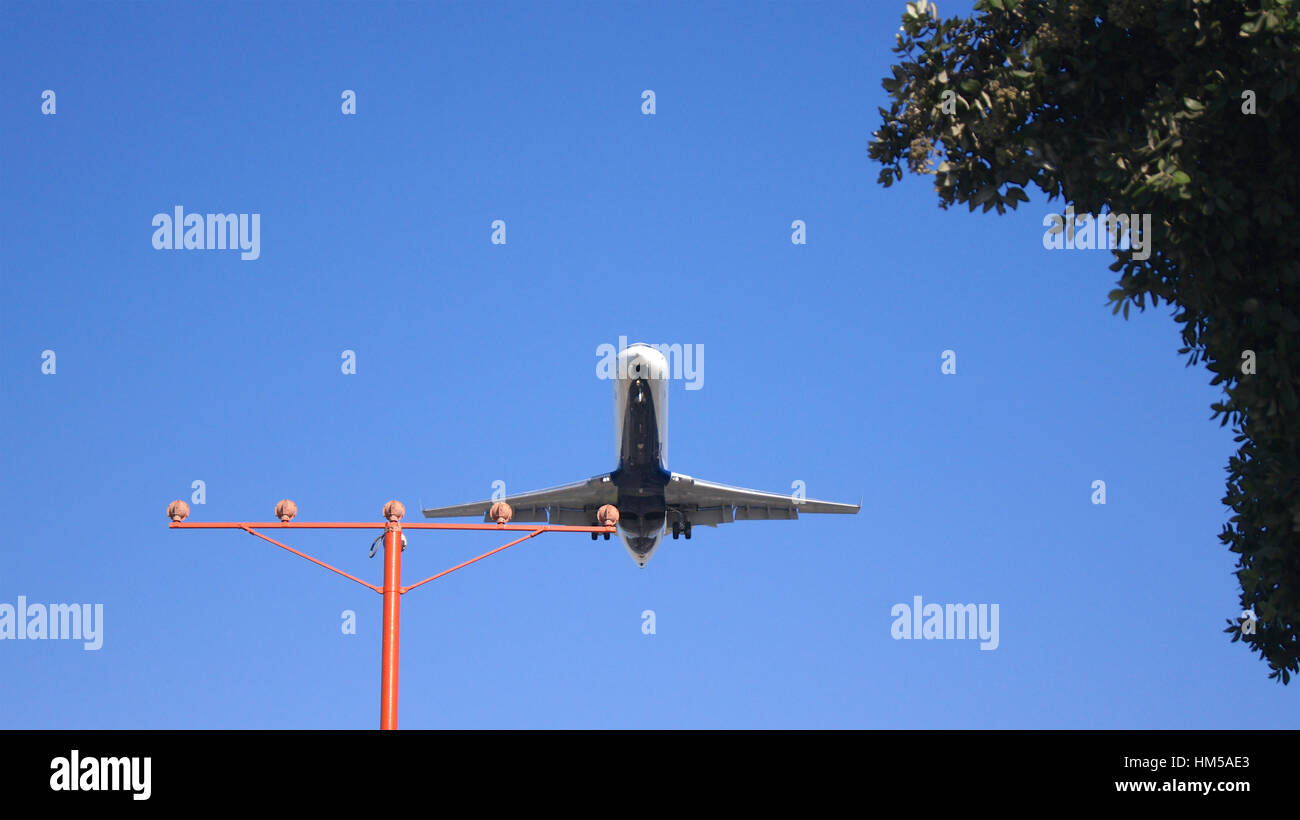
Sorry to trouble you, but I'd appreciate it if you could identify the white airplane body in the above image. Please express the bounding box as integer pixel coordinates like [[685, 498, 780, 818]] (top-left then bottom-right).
[[423, 344, 858, 566]]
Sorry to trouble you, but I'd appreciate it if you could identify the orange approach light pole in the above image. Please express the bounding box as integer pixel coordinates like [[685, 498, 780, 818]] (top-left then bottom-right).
[[165, 498, 619, 729]]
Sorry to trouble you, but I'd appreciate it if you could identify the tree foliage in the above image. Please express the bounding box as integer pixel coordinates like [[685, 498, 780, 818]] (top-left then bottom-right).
[[869, 0, 1300, 681]]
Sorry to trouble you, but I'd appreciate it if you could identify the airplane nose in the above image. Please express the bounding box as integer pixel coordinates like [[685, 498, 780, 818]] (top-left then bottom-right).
[[621, 530, 659, 567], [618, 345, 668, 381]]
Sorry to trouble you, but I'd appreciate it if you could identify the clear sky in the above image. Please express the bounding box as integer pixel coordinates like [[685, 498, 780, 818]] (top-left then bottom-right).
[[2, 0, 1293, 729]]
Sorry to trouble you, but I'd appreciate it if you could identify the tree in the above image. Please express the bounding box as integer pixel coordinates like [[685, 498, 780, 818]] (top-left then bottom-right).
[[869, 0, 1300, 681]]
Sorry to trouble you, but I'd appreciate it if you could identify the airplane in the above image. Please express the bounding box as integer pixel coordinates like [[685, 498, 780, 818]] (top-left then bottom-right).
[[422, 343, 859, 566]]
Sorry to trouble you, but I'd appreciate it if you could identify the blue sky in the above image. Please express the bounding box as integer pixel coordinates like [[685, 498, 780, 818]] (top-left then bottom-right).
[[1, 0, 1292, 728]]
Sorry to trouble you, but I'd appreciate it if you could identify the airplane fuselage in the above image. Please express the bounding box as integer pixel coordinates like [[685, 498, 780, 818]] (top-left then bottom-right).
[[611, 344, 672, 565]]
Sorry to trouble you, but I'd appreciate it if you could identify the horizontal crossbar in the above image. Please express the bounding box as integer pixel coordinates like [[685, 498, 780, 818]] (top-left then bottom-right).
[[171, 522, 617, 533]]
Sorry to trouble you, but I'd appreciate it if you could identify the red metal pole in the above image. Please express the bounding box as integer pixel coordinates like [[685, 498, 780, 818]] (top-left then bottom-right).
[[380, 522, 402, 730], [165, 498, 618, 729]]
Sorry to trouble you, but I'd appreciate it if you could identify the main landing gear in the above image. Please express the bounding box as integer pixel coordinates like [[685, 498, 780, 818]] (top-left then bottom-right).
[[671, 521, 692, 540]]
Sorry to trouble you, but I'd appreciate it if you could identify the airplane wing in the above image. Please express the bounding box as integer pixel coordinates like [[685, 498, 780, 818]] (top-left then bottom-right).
[[664, 472, 859, 527], [421, 474, 617, 525]]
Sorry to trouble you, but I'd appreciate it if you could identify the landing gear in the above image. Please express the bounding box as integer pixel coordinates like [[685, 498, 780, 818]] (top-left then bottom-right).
[[671, 520, 692, 540], [684, 522, 692, 540]]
